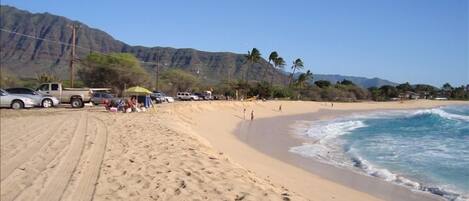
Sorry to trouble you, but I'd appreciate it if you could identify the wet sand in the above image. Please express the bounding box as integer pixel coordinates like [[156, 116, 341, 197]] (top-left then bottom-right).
[[1, 100, 467, 201], [234, 109, 445, 201]]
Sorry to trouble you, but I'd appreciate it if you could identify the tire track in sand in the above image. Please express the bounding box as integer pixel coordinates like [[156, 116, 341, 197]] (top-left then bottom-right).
[[0, 116, 48, 145], [0, 116, 67, 163], [35, 112, 88, 201], [0, 115, 80, 201], [64, 116, 108, 201], [0, 116, 69, 181]]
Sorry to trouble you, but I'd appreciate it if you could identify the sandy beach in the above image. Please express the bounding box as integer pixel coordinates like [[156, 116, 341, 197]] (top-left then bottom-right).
[[1, 100, 467, 201]]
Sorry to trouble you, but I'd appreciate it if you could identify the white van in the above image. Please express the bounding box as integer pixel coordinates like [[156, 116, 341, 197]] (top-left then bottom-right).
[[176, 92, 199, 101]]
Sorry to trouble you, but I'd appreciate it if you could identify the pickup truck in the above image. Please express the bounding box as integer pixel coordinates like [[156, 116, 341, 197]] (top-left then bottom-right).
[[36, 83, 93, 108]]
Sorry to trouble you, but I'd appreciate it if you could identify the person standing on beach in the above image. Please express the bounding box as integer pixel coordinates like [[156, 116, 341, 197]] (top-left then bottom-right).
[[250, 110, 254, 121], [279, 104, 282, 112], [243, 108, 246, 120]]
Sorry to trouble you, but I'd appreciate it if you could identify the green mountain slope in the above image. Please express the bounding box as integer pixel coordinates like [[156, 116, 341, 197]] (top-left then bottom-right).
[[1, 5, 397, 88], [0, 5, 286, 83]]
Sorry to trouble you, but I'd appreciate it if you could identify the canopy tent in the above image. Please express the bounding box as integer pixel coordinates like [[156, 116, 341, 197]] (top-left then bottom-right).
[[124, 86, 152, 95], [124, 86, 153, 108]]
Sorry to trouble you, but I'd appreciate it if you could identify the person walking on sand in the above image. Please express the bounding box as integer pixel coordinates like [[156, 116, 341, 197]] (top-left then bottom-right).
[[243, 108, 246, 120], [279, 104, 282, 112], [250, 110, 254, 121]]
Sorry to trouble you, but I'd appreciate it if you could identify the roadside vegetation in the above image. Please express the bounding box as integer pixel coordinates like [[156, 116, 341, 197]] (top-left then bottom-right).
[[1, 50, 467, 101]]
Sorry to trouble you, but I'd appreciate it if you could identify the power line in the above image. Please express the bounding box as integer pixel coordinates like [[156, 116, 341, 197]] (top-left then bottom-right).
[[0, 28, 88, 50], [0, 28, 166, 66]]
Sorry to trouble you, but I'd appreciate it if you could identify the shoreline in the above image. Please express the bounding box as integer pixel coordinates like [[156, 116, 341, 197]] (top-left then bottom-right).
[[2, 100, 467, 201], [233, 108, 447, 201], [169, 100, 468, 201]]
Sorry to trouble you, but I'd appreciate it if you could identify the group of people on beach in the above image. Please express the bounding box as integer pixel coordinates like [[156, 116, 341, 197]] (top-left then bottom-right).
[[243, 104, 285, 121], [104, 96, 151, 113]]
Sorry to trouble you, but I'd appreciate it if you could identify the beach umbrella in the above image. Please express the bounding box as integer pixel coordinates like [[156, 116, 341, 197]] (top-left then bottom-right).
[[124, 86, 152, 95]]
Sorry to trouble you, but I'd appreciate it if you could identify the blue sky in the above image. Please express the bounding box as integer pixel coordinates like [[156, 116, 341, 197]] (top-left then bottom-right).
[[2, 0, 468, 86]]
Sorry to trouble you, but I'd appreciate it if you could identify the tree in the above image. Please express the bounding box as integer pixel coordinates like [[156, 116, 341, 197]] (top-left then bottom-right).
[[289, 58, 304, 86], [442, 83, 453, 91], [272, 85, 293, 98], [368, 87, 384, 101], [0, 70, 20, 88], [271, 57, 285, 86], [314, 80, 331, 88], [450, 86, 468, 100], [214, 80, 237, 98], [268, 51, 278, 65], [396, 82, 412, 92], [295, 70, 313, 90], [414, 84, 438, 98], [160, 69, 199, 94], [235, 79, 251, 99], [265, 51, 278, 82], [248, 81, 272, 99], [340, 79, 355, 86], [79, 52, 150, 94], [379, 85, 399, 99], [36, 72, 60, 83], [244, 48, 261, 81]]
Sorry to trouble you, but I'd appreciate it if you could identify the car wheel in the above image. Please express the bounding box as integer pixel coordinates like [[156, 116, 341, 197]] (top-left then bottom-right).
[[71, 98, 83, 108], [11, 100, 24, 109], [42, 98, 53, 108]]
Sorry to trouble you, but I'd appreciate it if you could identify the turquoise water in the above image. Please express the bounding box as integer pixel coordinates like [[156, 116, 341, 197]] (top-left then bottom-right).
[[290, 105, 469, 201]]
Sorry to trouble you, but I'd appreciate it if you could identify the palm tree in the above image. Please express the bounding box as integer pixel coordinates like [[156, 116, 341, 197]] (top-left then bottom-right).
[[271, 57, 285, 86], [268, 51, 278, 64], [295, 70, 313, 89], [244, 48, 261, 81], [289, 58, 304, 86], [263, 51, 278, 81], [295, 70, 313, 99]]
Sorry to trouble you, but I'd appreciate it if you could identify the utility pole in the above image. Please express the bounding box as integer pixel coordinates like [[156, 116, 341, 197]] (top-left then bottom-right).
[[156, 57, 160, 92], [68, 24, 79, 88], [155, 64, 160, 92]]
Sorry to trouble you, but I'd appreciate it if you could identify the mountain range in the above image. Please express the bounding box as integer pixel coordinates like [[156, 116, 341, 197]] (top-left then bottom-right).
[[0, 5, 397, 88], [312, 74, 396, 88]]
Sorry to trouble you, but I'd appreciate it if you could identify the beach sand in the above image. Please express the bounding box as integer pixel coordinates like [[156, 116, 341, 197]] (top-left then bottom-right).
[[1, 100, 467, 201]]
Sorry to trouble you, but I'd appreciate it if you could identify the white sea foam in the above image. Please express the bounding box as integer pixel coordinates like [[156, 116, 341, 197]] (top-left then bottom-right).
[[412, 108, 469, 122], [340, 107, 469, 122], [289, 106, 469, 201], [289, 120, 366, 164], [303, 120, 367, 142], [347, 148, 396, 181]]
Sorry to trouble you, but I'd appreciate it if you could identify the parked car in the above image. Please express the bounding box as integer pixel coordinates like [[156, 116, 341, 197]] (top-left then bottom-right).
[[150, 92, 165, 103], [151, 92, 174, 103], [176, 92, 199, 101], [36, 83, 92, 108], [0, 89, 35, 109], [164, 94, 175, 103], [193, 93, 205, 100], [213, 94, 227, 100], [194, 91, 213, 100], [5, 87, 59, 108], [91, 92, 120, 105]]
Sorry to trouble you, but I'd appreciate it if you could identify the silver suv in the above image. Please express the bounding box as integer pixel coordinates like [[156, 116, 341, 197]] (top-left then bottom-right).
[[176, 92, 199, 101]]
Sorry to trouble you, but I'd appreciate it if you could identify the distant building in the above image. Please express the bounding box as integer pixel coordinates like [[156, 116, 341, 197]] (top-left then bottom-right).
[[466, 84, 469, 92], [399, 91, 420, 100]]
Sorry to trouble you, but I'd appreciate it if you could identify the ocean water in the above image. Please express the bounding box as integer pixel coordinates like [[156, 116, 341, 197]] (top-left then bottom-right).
[[289, 105, 469, 201]]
